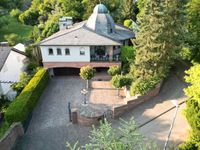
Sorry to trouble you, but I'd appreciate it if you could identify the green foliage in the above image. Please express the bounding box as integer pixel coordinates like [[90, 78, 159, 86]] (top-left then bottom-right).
[[66, 118, 148, 150], [180, 64, 200, 149], [80, 66, 96, 80], [134, 0, 186, 80], [11, 72, 32, 95], [118, 0, 138, 22], [124, 19, 132, 27], [130, 76, 161, 96], [0, 121, 10, 139], [0, 15, 32, 42], [121, 46, 136, 64], [186, 0, 200, 63], [0, 96, 10, 113], [107, 65, 121, 76], [0, 16, 9, 28], [5, 68, 49, 124], [19, 9, 39, 25], [10, 9, 21, 19], [4, 33, 18, 46], [111, 75, 133, 89]]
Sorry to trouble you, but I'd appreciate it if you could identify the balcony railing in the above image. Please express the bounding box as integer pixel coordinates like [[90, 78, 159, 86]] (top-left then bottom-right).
[[90, 55, 120, 62]]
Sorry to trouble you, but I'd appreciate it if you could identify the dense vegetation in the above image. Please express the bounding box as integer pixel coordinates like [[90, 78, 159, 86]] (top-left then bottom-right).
[[66, 118, 154, 150], [5, 68, 49, 124]]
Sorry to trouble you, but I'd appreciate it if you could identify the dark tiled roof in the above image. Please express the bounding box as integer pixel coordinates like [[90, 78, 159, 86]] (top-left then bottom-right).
[[0, 47, 11, 71]]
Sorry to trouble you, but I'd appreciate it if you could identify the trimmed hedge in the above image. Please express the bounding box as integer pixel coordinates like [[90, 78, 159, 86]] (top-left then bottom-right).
[[5, 68, 49, 124]]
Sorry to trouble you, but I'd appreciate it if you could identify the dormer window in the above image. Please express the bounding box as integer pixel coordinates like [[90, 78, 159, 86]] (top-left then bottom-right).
[[65, 48, 70, 55], [48, 48, 53, 55], [57, 48, 62, 55]]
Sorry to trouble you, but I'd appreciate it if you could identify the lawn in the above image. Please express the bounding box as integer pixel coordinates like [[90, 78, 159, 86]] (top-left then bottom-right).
[[0, 15, 33, 42]]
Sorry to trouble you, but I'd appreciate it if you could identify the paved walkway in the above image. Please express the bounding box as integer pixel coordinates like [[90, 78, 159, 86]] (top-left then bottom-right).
[[14, 73, 189, 150]]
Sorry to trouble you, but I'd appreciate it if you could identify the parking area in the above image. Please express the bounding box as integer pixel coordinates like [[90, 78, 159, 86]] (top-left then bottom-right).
[[14, 73, 189, 150]]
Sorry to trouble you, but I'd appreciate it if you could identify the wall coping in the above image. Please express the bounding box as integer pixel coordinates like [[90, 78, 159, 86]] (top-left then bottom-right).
[[0, 122, 24, 150]]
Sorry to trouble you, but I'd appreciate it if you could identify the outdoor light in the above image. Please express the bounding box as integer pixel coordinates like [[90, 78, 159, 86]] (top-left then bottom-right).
[[81, 88, 88, 106], [164, 99, 179, 150]]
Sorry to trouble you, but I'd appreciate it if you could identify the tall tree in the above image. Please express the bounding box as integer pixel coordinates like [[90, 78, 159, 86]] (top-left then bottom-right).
[[186, 0, 200, 63], [118, 0, 138, 22], [134, 0, 186, 79]]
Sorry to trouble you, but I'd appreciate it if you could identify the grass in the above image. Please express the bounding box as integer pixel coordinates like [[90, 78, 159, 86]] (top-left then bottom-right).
[[0, 121, 10, 139], [0, 14, 33, 42]]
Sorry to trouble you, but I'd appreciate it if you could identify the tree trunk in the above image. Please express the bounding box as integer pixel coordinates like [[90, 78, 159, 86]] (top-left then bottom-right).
[[86, 80, 89, 89]]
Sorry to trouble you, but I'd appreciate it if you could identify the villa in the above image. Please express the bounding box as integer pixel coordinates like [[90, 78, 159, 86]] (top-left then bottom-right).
[[39, 4, 135, 76]]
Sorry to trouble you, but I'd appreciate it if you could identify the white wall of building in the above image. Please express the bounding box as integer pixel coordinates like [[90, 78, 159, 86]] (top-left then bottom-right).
[[40, 46, 90, 62], [0, 51, 27, 99]]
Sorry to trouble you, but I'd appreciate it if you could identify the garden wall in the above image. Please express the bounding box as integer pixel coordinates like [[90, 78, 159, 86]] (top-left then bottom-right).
[[0, 123, 24, 150], [112, 82, 163, 118]]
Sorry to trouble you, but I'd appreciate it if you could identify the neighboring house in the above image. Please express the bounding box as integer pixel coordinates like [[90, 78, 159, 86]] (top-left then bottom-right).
[[39, 4, 135, 76], [0, 43, 27, 100]]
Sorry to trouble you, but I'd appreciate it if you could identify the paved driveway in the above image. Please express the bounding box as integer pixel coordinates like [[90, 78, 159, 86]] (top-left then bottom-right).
[[14, 77, 91, 150], [14, 73, 189, 150]]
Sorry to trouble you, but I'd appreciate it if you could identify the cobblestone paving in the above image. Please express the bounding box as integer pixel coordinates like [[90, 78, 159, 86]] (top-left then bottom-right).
[[14, 73, 189, 150]]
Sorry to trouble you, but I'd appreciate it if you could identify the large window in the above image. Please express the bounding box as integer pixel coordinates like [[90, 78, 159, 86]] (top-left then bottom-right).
[[57, 48, 62, 55], [48, 48, 53, 55], [65, 48, 70, 55]]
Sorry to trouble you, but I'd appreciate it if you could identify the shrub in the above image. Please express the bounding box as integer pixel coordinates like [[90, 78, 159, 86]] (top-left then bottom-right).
[[11, 72, 32, 95], [124, 19, 132, 27], [107, 65, 121, 76], [111, 75, 133, 89], [10, 9, 21, 19], [4, 33, 18, 46], [5, 68, 49, 124], [130, 76, 161, 96]]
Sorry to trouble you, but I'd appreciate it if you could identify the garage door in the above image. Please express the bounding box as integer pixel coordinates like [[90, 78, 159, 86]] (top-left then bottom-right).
[[53, 68, 80, 76]]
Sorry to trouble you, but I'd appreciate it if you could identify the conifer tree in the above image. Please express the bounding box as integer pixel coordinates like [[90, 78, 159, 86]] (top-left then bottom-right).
[[134, 0, 186, 79]]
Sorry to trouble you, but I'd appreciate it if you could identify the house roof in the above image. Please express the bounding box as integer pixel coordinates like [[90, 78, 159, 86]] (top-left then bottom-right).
[[39, 4, 135, 47], [39, 23, 122, 46], [0, 47, 11, 71], [0, 45, 27, 71]]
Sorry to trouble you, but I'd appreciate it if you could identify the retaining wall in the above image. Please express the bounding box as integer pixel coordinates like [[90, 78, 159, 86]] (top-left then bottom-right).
[[0, 122, 24, 150], [112, 82, 162, 118]]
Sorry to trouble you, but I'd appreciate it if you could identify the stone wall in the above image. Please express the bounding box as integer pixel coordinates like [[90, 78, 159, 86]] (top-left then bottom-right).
[[112, 82, 162, 118], [0, 122, 24, 150]]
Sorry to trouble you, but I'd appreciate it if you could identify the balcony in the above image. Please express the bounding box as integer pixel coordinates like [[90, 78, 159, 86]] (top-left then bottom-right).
[[90, 54, 120, 62]]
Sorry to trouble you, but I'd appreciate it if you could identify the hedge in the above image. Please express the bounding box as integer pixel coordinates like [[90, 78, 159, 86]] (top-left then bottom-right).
[[5, 68, 49, 124]]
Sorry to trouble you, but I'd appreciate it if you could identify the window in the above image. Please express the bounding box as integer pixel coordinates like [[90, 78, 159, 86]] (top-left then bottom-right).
[[110, 29, 113, 33], [65, 48, 70, 55], [48, 48, 53, 55], [57, 48, 62, 55], [80, 51, 85, 56]]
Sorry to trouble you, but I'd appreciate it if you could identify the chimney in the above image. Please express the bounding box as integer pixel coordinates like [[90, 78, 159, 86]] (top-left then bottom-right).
[[59, 17, 73, 30]]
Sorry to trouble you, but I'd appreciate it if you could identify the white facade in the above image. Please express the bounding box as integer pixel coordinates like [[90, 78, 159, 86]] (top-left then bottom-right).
[[40, 46, 90, 62], [0, 50, 27, 99]]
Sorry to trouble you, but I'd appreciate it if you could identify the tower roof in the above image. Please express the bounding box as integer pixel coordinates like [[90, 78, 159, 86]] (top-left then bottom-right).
[[93, 4, 108, 14]]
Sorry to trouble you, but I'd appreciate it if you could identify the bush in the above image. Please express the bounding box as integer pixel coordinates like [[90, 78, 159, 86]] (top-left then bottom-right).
[[11, 72, 32, 95], [4, 33, 18, 46], [5, 68, 49, 124], [10, 9, 21, 19], [130, 76, 161, 96], [179, 139, 199, 150], [107, 65, 121, 76], [111, 75, 133, 89], [124, 19, 132, 27], [19, 9, 39, 25]]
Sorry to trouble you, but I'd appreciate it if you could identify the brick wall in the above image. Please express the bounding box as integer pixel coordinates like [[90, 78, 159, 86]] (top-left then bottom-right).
[[0, 123, 24, 150], [112, 82, 163, 118]]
